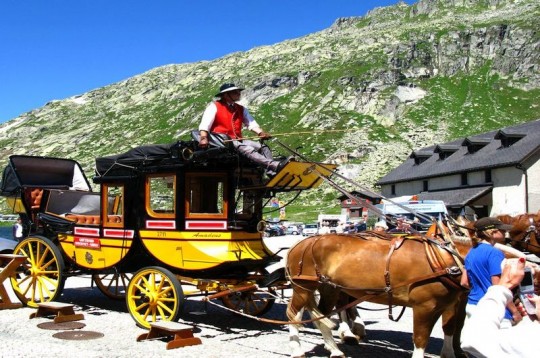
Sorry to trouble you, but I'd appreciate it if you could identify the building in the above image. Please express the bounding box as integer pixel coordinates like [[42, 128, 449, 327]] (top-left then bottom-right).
[[337, 190, 382, 220], [376, 119, 540, 217]]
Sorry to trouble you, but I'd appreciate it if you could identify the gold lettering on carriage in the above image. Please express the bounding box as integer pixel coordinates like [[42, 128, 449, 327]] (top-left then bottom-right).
[[193, 232, 223, 238]]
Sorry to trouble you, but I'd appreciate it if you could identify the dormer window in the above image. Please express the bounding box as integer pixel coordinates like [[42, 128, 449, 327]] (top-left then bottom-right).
[[434, 145, 459, 160], [409, 150, 432, 165], [461, 137, 490, 154], [495, 130, 525, 148]]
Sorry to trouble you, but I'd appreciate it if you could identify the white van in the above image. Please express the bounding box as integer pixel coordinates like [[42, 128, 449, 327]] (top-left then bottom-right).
[[374, 199, 448, 229]]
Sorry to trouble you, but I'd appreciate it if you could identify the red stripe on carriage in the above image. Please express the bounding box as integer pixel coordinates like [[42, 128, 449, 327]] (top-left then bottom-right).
[[103, 229, 134, 238], [186, 221, 227, 230], [74, 227, 100, 237], [145, 220, 176, 229]]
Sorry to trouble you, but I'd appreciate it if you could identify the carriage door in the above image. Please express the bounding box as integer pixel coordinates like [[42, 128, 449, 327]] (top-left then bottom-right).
[[185, 173, 228, 230]]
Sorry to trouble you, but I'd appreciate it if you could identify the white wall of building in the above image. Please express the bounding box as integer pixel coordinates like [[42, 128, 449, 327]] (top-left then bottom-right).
[[527, 158, 540, 213], [429, 174, 460, 190], [469, 171, 487, 186], [490, 167, 525, 216]]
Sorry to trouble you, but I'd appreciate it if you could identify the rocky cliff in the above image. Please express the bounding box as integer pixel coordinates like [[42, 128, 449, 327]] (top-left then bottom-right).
[[1, 0, 538, 204]]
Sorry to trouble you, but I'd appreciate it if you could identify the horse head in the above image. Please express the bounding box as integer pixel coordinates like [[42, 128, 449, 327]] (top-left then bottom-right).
[[503, 213, 540, 257]]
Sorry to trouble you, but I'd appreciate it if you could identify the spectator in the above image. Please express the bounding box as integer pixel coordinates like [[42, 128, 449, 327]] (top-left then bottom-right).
[[355, 218, 367, 232], [387, 217, 412, 233], [373, 221, 388, 233], [461, 258, 539, 357], [460, 217, 520, 328], [12, 217, 24, 242]]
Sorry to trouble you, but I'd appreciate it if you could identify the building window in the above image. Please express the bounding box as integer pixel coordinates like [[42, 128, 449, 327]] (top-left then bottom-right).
[[391, 184, 396, 195], [461, 173, 468, 186], [485, 169, 492, 183], [423, 180, 428, 191]]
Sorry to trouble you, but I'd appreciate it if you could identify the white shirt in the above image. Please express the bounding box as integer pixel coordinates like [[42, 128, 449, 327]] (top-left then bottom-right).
[[14, 222, 23, 238], [199, 101, 262, 135]]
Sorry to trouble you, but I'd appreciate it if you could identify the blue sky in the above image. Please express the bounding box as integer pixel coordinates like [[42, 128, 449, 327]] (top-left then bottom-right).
[[0, 1, 413, 123]]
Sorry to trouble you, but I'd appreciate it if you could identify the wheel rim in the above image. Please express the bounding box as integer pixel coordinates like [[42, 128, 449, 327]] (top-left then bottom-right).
[[93, 272, 132, 300], [10, 236, 65, 307], [126, 267, 184, 329], [221, 288, 275, 316]]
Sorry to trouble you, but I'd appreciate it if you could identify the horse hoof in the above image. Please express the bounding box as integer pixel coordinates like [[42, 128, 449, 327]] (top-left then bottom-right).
[[341, 335, 360, 345]]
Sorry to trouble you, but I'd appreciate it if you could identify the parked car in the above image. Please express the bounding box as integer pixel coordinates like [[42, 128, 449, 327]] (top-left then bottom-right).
[[265, 225, 285, 237], [286, 225, 302, 235], [302, 223, 319, 236], [0, 236, 17, 254]]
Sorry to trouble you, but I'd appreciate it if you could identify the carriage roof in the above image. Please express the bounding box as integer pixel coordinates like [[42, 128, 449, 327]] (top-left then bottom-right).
[[0, 155, 91, 196]]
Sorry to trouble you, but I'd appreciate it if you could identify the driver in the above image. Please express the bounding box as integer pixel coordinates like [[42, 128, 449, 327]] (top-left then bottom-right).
[[198, 83, 289, 176]]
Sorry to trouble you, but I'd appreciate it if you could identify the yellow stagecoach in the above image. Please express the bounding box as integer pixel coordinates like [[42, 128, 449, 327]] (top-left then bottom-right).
[[0, 132, 335, 328]]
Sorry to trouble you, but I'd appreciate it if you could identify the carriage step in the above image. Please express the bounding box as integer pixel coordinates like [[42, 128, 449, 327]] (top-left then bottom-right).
[[29, 302, 85, 323], [137, 321, 202, 350]]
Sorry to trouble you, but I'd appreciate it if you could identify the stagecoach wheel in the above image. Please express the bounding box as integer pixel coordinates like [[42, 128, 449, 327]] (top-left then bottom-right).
[[220, 287, 276, 316], [126, 266, 184, 329], [220, 268, 276, 316], [10, 235, 65, 307], [92, 272, 132, 300]]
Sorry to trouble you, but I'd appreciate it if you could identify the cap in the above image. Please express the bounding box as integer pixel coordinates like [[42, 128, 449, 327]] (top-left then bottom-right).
[[215, 83, 244, 97], [374, 221, 388, 230], [474, 217, 513, 232]]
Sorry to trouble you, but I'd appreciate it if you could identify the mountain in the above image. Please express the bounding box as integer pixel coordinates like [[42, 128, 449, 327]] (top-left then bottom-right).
[[1, 0, 539, 216]]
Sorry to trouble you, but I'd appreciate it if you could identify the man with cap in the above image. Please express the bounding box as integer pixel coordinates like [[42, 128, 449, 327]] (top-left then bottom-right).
[[198, 83, 288, 176], [460, 217, 521, 331]]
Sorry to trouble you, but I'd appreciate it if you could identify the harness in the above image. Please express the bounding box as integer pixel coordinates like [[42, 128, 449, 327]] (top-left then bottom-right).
[[287, 234, 465, 321]]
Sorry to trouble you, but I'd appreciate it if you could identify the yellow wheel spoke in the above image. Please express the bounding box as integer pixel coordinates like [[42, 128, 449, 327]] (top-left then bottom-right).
[[41, 257, 57, 269], [135, 301, 149, 312], [37, 247, 51, 267], [157, 285, 172, 298], [41, 269, 59, 275], [157, 301, 174, 315]]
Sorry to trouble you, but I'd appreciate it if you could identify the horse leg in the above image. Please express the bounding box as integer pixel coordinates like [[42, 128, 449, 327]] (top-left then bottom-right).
[[287, 287, 311, 358], [349, 308, 367, 341], [411, 304, 445, 358], [337, 304, 366, 344], [289, 308, 306, 358], [308, 302, 344, 358], [444, 292, 468, 358], [337, 309, 360, 345]]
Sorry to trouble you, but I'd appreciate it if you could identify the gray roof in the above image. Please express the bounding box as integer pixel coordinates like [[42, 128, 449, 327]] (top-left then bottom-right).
[[417, 186, 492, 207], [377, 119, 540, 185]]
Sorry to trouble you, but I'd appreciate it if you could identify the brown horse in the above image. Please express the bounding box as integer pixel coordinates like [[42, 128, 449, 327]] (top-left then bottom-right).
[[286, 233, 468, 358], [498, 212, 540, 257]]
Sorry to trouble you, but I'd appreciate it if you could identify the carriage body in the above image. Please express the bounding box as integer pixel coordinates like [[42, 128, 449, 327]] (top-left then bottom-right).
[[0, 136, 335, 327]]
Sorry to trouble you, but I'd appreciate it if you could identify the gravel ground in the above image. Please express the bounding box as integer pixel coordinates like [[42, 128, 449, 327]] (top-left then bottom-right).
[[0, 235, 446, 358]]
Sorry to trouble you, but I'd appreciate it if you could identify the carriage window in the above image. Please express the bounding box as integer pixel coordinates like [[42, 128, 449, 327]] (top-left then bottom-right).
[[186, 173, 227, 218], [147, 174, 176, 218], [102, 184, 124, 227]]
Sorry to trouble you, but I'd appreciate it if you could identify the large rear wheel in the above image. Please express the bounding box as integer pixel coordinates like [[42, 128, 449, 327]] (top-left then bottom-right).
[[10, 236, 65, 307], [126, 266, 184, 329], [93, 272, 132, 300], [220, 269, 276, 316], [220, 287, 276, 316]]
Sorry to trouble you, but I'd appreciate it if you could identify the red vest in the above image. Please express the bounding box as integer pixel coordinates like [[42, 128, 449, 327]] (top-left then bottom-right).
[[211, 101, 244, 139]]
